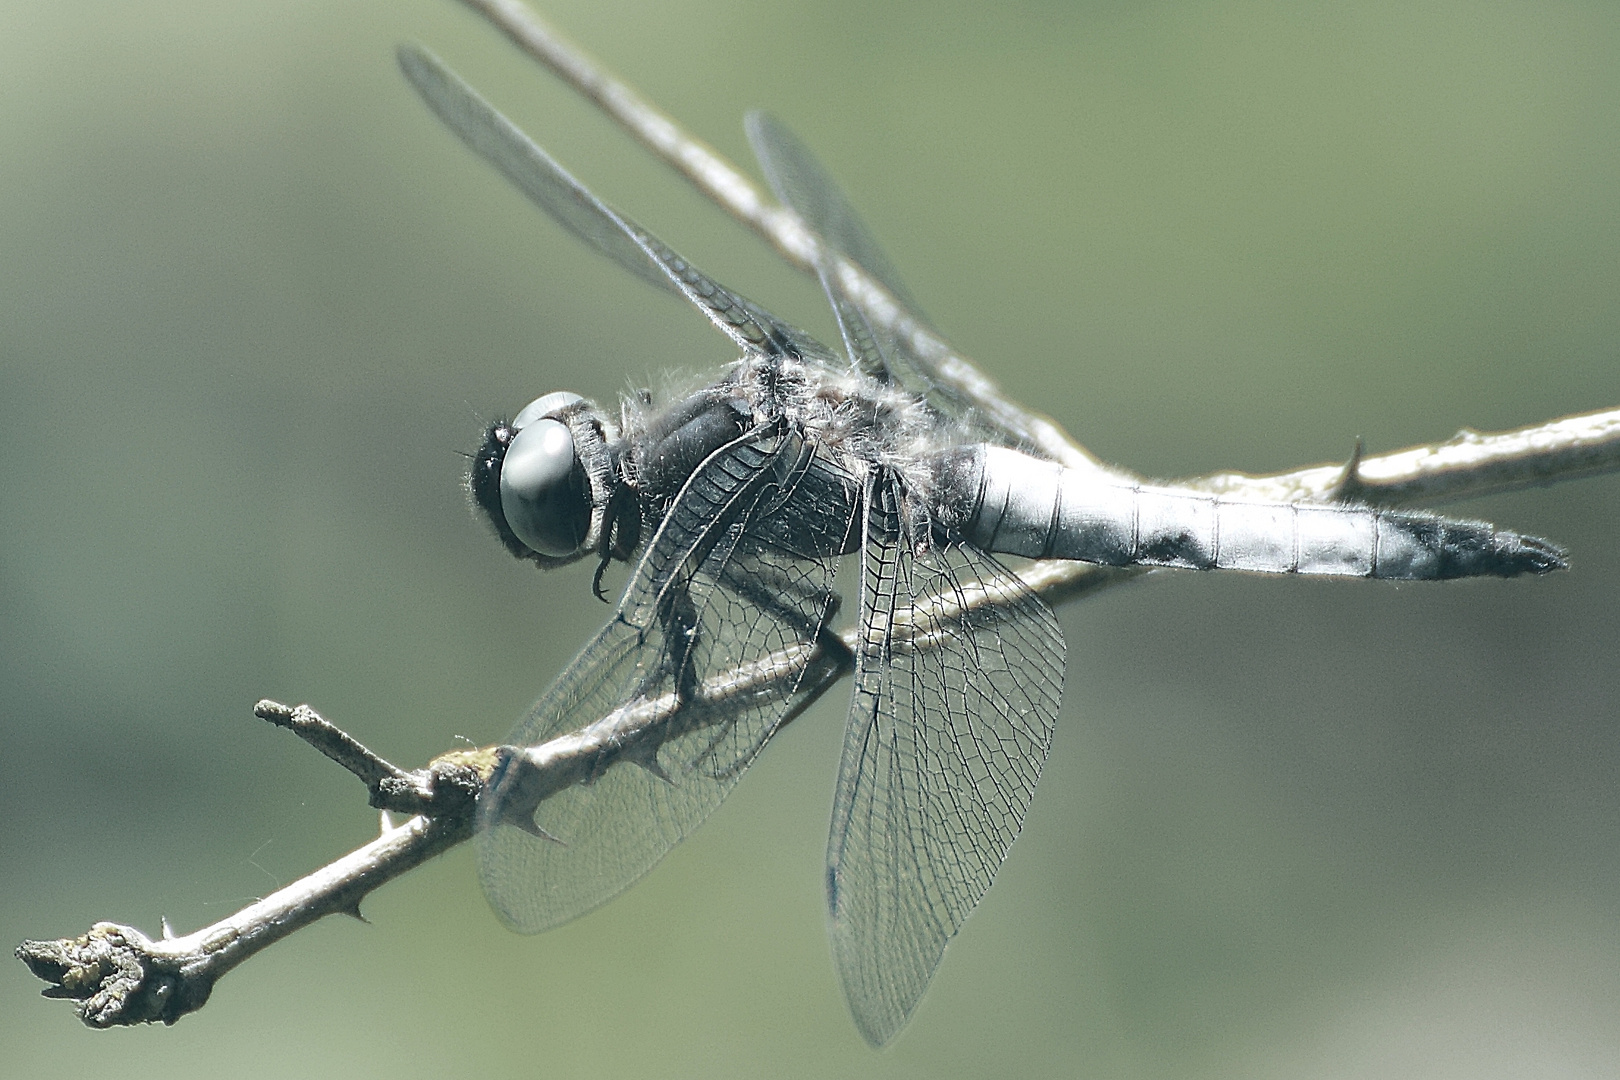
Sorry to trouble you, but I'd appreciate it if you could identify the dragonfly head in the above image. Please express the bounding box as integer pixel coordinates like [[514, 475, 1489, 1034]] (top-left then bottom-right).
[[469, 391, 618, 567]]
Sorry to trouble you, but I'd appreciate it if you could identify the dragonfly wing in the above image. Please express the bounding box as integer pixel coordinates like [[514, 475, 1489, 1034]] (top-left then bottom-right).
[[744, 111, 925, 317], [400, 45, 835, 365], [478, 427, 859, 934], [827, 471, 1065, 1045], [744, 111, 983, 422]]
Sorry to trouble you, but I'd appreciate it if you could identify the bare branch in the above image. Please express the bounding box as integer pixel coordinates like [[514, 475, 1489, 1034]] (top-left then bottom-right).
[[449, 0, 1620, 618], [20, 0, 1619, 1031], [452, 0, 1095, 469], [25, 384, 1602, 1024], [451, 0, 1620, 502], [250, 699, 492, 817], [17, 811, 471, 1027], [253, 699, 412, 790], [1195, 404, 1620, 506]]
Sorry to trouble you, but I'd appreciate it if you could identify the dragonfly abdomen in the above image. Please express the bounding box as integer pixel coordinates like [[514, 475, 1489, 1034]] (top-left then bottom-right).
[[956, 445, 1565, 580]]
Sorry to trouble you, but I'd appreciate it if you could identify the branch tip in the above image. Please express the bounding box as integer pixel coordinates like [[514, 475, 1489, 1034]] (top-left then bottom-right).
[[252, 698, 296, 726], [16, 924, 213, 1027], [255, 699, 412, 791]]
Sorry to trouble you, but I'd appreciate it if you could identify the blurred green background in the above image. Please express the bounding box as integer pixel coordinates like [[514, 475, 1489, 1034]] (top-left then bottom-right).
[[4, 1, 1619, 1076]]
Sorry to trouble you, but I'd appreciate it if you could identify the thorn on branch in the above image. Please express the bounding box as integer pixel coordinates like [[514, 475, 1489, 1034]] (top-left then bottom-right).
[[1327, 437, 1366, 503]]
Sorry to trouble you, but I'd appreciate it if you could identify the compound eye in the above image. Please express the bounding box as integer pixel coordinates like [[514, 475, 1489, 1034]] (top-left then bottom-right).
[[512, 391, 585, 431], [498, 418, 590, 557]]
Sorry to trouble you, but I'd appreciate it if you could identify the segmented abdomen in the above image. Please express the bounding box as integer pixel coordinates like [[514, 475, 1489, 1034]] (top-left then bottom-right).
[[953, 446, 1564, 580]]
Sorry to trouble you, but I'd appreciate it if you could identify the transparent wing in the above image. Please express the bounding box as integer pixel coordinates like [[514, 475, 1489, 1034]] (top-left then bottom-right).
[[744, 111, 982, 422], [400, 45, 836, 365], [478, 427, 860, 934], [827, 471, 1065, 1046]]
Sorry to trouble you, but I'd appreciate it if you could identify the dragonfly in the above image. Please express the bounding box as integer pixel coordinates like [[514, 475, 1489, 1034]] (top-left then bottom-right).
[[399, 46, 1566, 1046]]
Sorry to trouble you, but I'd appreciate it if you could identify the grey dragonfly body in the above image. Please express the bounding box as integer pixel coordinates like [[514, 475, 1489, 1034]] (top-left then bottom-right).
[[401, 46, 1564, 1046]]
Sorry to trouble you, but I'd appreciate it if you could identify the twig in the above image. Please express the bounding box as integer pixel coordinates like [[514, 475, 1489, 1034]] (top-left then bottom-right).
[[17, 811, 471, 1027], [1196, 404, 1620, 506], [19, 0, 1620, 1030], [253, 700, 411, 790], [453, 0, 1097, 469], [18, 401, 1608, 1025], [449, 0, 1620, 598], [1019, 404, 1620, 610]]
